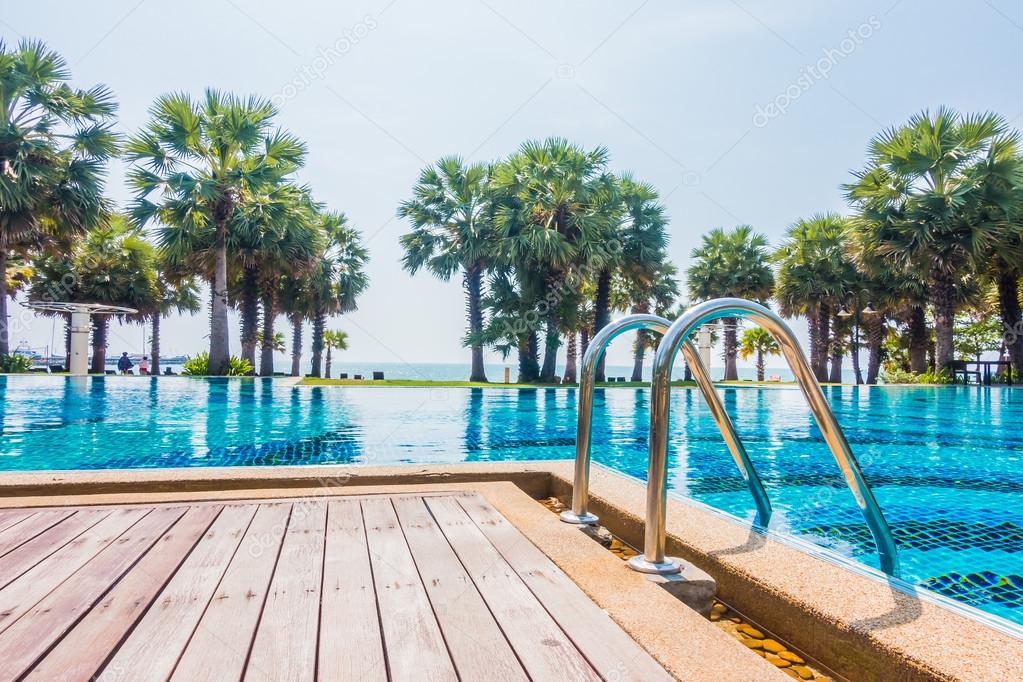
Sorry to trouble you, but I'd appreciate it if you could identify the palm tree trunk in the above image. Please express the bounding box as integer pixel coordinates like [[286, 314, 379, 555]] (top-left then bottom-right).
[[540, 306, 559, 383], [239, 267, 259, 368], [828, 315, 843, 383], [259, 292, 276, 376], [631, 335, 647, 382], [325, 346, 333, 379], [814, 304, 831, 382], [562, 333, 577, 384], [290, 316, 302, 377], [850, 319, 863, 385], [630, 302, 649, 382], [931, 271, 956, 372], [866, 315, 884, 384], [90, 317, 109, 374], [310, 310, 326, 378], [997, 269, 1023, 378], [722, 317, 738, 381], [465, 264, 488, 382], [208, 219, 231, 375], [807, 311, 819, 377], [756, 349, 765, 382], [908, 306, 928, 373], [151, 313, 161, 375], [0, 250, 8, 357], [580, 327, 589, 360], [593, 270, 611, 382]]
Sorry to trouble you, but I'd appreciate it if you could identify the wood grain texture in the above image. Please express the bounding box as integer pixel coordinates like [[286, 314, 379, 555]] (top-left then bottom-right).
[[392, 495, 528, 681], [362, 496, 458, 681], [172, 503, 291, 682], [0, 506, 185, 679], [98, 504, 256, 680], [26, 505, 221, 681], [2, 495, 669, 681], [317, 498, 387, 682], [246, 501, 327, 682], [457, 493, 673, 681], [426, 495, 601, 682]]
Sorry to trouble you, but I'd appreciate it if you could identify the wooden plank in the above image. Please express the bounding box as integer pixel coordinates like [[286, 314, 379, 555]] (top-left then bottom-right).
[[246, 500, 327, 682], [0, 510, 35, 536], [245, 501, 325, 682], [456, 494, 673, 681], [0, 508, 146, 634], [0, 506, 186, 679], [26, 505, 222, 681], [97, 504, 257, 680], [392, 496, 527, 681], [0, 509, 79, 566], [426, 496, 600, 681], [172, 503, 291, 682], [362, 497, 457, 681], [317, 498, 387, 682]]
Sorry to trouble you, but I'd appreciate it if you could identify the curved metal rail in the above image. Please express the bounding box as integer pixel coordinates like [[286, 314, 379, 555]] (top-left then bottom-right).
[[560, 314, 772, 537], [629, 298, 899, 576]]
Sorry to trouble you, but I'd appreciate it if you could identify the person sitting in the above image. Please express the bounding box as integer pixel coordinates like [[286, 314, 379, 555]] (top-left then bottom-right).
[[117, 352, 134, 375], [139, 356, 150, 375]]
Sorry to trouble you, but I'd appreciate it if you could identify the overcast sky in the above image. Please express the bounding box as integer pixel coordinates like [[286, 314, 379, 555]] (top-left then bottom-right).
[[4, 0, 1023, 369]]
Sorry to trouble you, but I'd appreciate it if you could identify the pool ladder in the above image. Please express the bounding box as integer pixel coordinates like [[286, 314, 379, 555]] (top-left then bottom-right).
[[560, 298, 899, 577]]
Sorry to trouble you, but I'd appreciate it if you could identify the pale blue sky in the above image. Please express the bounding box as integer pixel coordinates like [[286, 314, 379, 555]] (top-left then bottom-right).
[[4, 1, 1023, 369]]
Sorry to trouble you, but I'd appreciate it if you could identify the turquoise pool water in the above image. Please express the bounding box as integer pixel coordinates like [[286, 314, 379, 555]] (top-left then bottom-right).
[[0, 376, 1020, 628]]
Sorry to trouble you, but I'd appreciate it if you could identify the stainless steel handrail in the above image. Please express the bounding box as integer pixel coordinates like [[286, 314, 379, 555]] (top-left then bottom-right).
[[560, 314, 772, 541], [630, 298, 899, 576]]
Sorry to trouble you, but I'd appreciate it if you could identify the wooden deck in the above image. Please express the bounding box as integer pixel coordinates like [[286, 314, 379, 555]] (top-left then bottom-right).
[[0, 492, 670, 681]]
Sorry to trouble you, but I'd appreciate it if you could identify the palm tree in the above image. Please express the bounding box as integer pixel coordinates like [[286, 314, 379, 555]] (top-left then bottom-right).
[[279, 276, 312, 377], [493, 138, 620, 383], [252, 188, 320, 376], [687, 225, 774, 380], [307, 211, 369, 377], [150, 266, 200, 375], [845, 218, 929, 383], [844, 109, 1023, 370], [0, 39, 118, 355], [29, 215, 160, 372], [613, 176, 676, 381], [399, 157, 494, 382], [322, 329, 349, 379], [125, 89, 306, 374], [738, 327, 780, 381], [774, 214, 855, 382]]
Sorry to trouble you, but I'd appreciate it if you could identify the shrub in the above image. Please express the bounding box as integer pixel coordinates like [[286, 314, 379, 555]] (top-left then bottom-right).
[[879, 367, 917, 384], [181, 352, 253, 376], [917, 367, 953, 384], [0, 354, 33, 373]]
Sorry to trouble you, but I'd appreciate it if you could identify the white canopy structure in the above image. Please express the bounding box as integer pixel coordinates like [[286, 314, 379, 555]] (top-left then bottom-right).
[[22, 302, 138, 375]]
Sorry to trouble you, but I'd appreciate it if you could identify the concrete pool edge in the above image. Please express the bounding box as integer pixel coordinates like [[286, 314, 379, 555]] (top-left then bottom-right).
[[1, 461, 1020, 680]]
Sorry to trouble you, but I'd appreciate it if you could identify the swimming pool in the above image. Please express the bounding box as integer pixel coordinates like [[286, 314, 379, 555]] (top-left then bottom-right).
[[1, 376, 1021, 628]]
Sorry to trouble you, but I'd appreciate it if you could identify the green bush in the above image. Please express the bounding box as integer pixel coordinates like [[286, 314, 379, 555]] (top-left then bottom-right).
[[880, 367, 954, 385], [181, 352, 253, 376], [879, 367, 917, 384], [0, 354, 33, 373], [917, 368, 953, 384]]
